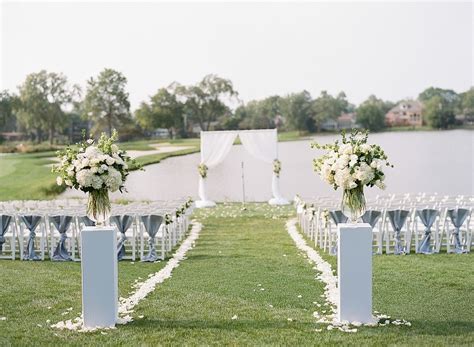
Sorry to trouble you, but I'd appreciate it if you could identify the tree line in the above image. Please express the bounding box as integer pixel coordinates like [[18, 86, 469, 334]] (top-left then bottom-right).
[[0, 68, 473, 144]]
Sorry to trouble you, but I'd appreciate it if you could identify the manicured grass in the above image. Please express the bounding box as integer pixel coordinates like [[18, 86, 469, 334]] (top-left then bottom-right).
[[0, 152, 63, 200], [0, 203, 472, 345]]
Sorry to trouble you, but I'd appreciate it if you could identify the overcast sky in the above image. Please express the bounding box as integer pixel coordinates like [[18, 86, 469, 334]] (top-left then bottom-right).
[[1, 1, 472, 109]]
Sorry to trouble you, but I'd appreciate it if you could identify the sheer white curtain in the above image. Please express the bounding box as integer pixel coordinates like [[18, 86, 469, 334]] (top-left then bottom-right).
[[196, 129, 288, 208], [239, 130, 288, 205], [197, 131, 238, 207]]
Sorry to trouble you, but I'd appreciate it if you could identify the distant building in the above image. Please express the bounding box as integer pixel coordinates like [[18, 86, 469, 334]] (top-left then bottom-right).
[[320, 113, 360, 131], [337, 112, 360, 130], [385, 100, 423, 127]]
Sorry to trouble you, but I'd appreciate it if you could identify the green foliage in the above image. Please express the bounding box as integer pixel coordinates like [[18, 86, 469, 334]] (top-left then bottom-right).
[[423, 95, 455, 129], [286, 91, 314, 133], [312, 91, 348, 131], [238, 96, 282, 130], [356, 97, 387, 131], [135, 88, 184, 138], [0, 90, 18, 132], [460, 87, 474, 118], [82, 68, 132, 137], [16, 70, 79, 144], [172, 74, 238, 131]]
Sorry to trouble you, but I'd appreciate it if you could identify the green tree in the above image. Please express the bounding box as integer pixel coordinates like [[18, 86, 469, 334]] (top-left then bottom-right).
[[135, 88, 184, 138], [312, 91, 347, 132], [423, 95, 455, 129], [83, 68, 131, 137], [286, 91, 314, 133], [0, 90, 18, 132], [173, 74, 238, 131], [461, 87, 474, 118], [17, 70, 77, 143], [418, 87, 459, 104], [356, 102, 385, 132]]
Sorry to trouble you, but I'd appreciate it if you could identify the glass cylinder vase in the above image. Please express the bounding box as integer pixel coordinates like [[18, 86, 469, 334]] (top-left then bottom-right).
[[341, 186, 366, 224], [87, 190, 111, 226]]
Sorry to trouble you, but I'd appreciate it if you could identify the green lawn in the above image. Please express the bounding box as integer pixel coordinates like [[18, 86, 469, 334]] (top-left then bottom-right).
[[0, 203, 472, 345]]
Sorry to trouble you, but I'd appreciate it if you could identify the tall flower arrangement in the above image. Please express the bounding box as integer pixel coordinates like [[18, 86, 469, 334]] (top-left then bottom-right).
[[312, 130, 392, 222], [53, 130, 139, 224]]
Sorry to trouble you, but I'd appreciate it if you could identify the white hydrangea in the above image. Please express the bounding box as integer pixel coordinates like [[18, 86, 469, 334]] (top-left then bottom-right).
[[354, 163, 375, 185], [104, 167, 122, 192], [91, 175, 103, 190], [76, 169, 94, 187]]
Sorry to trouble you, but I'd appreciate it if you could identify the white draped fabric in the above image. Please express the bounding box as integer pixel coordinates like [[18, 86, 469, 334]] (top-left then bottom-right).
[[196, 129, 289, 208], [197, 132, 238, 207]]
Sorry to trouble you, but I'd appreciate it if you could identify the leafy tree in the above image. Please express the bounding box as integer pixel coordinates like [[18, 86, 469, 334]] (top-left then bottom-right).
[[83, 69, 131, 137], [135, 88, 184, 138], [423, 95, 455, 129], [286, 91, 314, 133], [312, 91, 347, 132], [418, 87, 459, 104], [0, 90, 18, 132], [461, 87, 474, 118], [17, 70, 78, 143], [173, 74, 238, 131], [356, 102, 385, 132]]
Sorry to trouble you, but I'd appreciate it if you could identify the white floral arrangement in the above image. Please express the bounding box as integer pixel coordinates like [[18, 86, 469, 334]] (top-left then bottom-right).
[[52, 130, 140, 222], [312, 130, 392, 220], [53, 130, 135, 193], [312, 130, 392, 191]]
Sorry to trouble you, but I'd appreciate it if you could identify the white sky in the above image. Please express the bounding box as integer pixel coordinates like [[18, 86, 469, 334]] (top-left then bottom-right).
[[1, 1, 472, 110]]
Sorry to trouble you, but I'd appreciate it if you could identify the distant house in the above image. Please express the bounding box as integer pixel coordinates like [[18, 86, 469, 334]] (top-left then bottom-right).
[[320, 118, 338, 131], [320, 113, 360, 131], [337, 112, 360, 130], [385, 100, 423, 127]]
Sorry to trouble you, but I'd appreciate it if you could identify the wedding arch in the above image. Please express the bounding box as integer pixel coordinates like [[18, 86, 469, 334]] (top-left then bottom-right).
[[196, 129, 289, 208]]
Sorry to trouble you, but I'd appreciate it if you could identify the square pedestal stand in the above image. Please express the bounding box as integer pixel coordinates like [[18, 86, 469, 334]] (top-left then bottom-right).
[[81, 227, 118, 328], [337, 223, 373, 324]]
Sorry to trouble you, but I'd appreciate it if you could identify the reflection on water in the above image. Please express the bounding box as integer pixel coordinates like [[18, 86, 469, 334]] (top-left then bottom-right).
[[62, 130, 473, 202]]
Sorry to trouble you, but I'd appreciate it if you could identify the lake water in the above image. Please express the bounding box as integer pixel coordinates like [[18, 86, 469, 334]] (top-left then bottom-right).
[[62, 130, 473, 202]]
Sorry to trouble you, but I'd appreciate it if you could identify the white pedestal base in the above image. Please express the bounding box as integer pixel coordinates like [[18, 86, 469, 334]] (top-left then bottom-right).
[[268, 197, 289, 205], [195, 200, 216, 208], [337, 223, 373, 323], [81, 227, 118, 328]]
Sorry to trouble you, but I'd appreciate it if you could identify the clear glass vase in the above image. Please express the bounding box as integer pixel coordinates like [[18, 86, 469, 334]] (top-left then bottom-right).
[[87, 190, 111, 226], [341, 186, 366, 224]]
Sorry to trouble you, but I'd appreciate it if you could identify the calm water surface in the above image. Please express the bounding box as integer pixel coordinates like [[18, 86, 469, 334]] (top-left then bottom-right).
[[62, 130, 473, 201]]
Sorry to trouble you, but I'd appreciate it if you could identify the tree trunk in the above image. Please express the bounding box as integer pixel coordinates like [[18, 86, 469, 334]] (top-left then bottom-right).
[[49, 128, 54, 145], [107, 114, 113, 137]]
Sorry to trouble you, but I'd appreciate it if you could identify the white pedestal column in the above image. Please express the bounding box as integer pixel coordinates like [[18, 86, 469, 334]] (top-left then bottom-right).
[[81, 227, 118, 328], [337, 223, 373, 323]]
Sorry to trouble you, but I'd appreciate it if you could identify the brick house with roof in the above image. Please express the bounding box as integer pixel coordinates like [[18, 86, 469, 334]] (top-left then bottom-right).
[[385, 100, 423, 127]]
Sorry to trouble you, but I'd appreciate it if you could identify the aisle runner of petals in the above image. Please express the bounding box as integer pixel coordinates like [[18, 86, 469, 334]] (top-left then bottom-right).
[[285, 218, 411, 333], [52, 221, 202, 332]]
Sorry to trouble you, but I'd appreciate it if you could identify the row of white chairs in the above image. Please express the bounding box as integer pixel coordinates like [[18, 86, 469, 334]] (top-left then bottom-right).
[[294, 194, 473, 255], [0, 198, 194, 262]]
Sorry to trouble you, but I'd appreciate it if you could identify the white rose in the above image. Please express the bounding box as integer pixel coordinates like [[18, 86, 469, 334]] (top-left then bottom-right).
[[90, 166, 98, 173], [338, 143, 353, 155], [111, 144, 119, 153], [106, 157, 115, 166], [349, 154, 358, 167], [56, 176, 63, 186], [360, 144, 371, 153], [65, 179, 73, 187]]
